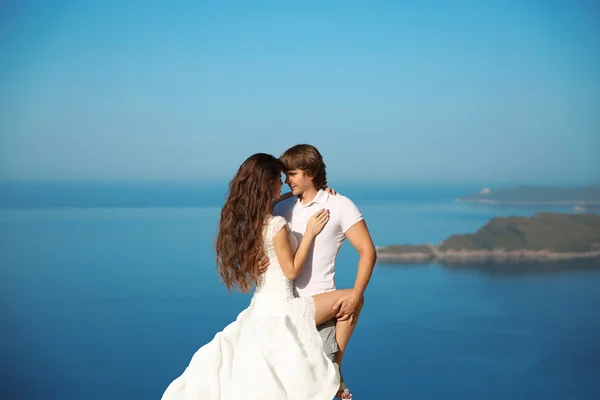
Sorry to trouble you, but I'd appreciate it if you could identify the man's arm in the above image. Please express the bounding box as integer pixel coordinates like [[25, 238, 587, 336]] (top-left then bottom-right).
[[345, 220, 377, 295], [333, 220, 377, 324]]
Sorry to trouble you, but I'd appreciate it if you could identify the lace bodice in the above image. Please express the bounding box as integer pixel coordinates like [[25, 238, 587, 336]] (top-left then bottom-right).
[[252, 216, 298, 305]]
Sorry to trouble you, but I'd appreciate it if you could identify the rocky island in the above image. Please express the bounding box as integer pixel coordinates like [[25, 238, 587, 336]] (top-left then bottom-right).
[[377, 213, 600, 264]]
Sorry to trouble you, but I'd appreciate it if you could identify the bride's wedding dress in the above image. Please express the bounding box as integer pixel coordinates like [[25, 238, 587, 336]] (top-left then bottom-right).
[[162, 215, 340, 400]]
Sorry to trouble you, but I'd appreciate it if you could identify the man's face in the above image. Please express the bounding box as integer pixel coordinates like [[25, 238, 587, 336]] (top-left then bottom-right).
[[285, 169, 313, 195]]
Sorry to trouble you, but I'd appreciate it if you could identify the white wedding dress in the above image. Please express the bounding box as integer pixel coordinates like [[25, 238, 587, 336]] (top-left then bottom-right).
[[162, 216, 340, 400]]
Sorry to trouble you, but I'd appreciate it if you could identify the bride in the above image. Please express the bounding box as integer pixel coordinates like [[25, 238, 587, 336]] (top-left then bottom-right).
[[162, 153, 355, 400]]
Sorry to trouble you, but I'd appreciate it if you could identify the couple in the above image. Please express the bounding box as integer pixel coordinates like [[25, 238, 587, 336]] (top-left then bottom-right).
[[162, 144, 377, 400]]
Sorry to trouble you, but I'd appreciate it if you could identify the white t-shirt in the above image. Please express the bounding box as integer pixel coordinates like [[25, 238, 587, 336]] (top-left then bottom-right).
[[273, 189, 363, 297]]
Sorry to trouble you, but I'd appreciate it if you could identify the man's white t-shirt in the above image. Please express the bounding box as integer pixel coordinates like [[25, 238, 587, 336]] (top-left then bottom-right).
[[273, 189, 363, 297]]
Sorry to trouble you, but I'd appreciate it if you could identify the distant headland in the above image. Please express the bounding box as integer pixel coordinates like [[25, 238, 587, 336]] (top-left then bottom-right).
[[377, 213, 600, 264], [454, 185, 600, 208]]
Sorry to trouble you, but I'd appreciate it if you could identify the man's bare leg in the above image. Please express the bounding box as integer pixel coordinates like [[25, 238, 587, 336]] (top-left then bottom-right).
[[313, 290, 363, 399], [334, 296, 364, 370]]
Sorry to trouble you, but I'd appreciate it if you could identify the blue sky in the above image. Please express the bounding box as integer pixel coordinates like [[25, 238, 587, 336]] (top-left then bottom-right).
[[1, 1, 599, 184]]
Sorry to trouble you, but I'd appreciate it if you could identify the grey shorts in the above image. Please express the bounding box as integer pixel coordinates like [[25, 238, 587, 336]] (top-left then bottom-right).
[[317, 318, 338, 362]]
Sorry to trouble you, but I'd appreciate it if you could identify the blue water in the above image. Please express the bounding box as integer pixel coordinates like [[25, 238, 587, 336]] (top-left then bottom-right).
[[1, 183, 599, 399]]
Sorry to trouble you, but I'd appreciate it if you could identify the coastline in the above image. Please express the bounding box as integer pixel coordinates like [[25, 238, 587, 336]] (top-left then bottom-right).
[[454, 199, 600, 206], [376, 246, 600, 264]]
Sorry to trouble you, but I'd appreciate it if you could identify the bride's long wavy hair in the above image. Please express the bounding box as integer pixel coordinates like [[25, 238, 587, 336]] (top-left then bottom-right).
[[216, 153, 284, 292]]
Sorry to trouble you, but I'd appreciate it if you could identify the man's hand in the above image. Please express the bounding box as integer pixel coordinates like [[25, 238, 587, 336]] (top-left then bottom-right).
[[332, 290, 364, 325], [257, 254, 270, 274]]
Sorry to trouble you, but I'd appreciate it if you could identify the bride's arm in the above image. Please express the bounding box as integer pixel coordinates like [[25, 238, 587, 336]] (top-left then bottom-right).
[[272, 191, 294, 207], [272, 210, 329, 280], [272, 186, 339, 208]]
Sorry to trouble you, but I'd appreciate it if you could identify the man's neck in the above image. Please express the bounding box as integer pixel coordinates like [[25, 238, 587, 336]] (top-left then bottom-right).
[[298, 187, 319, 205]]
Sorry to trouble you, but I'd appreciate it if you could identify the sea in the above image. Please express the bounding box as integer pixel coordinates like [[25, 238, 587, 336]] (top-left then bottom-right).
[[1, 182, 599, 400]]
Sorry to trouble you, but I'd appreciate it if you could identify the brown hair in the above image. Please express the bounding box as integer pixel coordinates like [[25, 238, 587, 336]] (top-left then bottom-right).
[[215, 153, 284, 292], [279, 144, 327, 189]]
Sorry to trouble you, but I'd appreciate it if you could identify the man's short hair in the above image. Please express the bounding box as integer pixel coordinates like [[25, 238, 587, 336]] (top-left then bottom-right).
[[280, 144, 327, 189]]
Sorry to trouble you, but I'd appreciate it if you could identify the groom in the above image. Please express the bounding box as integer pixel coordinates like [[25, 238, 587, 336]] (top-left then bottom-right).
[[273, 144, 377, 372]]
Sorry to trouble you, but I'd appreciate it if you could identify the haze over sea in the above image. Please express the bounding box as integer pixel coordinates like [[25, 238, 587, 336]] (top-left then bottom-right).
[[1, 182, 599, 400]]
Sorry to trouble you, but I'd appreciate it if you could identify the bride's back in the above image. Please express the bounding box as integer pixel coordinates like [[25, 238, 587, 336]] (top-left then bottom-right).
[[253, 215, 297, 304]]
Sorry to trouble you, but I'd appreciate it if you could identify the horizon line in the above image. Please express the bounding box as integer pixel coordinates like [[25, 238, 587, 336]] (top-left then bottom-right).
[[0, 178, 598, 188]]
